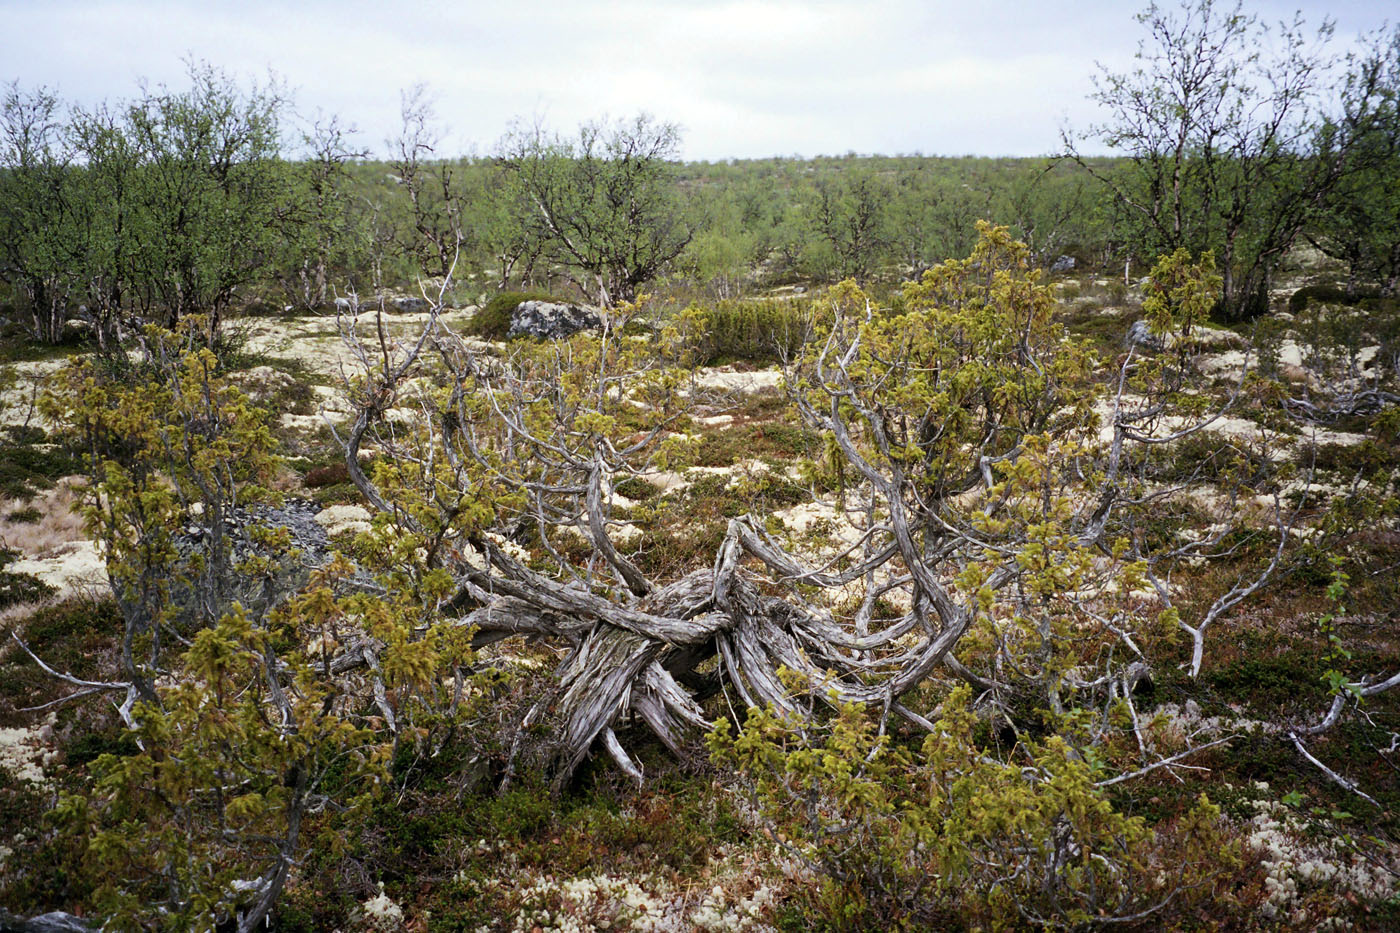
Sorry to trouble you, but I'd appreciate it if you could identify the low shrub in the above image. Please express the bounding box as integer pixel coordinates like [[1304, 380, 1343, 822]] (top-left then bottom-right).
[[1288, 282, 1385, 315], [304, 462, 351, 488], [0, 546, 54, 610], [688, 298, 814, 364], [712, 685, 1240, 929], [0, 426, 80, 500]]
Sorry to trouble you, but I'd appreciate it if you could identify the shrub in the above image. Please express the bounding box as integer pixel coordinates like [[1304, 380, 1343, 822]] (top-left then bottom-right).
[[0, 545, 54, 610], [1288, 283, 1384, 315], [685, 298, 814, 364], [711, 685, 1240, 929], [304, 462, 351, 488], [0, 426, 80, 500]]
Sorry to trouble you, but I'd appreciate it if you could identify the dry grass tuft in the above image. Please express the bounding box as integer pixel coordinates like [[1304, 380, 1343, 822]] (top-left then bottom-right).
[[0, 478, 88, 558]]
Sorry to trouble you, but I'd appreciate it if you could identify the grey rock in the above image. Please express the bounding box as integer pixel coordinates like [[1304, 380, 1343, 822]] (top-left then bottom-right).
[[507, 300, 601, 340], [1050, 255, 1076, 273], [0, 910, 92, 932], [167, 498, 342, 628], [1124, 319, 1165, 352], [394, 297, 430, 313]]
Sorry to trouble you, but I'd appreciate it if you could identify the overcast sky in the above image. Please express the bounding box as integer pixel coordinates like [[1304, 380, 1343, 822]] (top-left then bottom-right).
[[0, 1, 1389, 161]]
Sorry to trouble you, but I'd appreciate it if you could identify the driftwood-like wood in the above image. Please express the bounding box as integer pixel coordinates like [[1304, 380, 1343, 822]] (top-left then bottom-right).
[[327, 283, 1312, 786], [327, 302, 983, 783]]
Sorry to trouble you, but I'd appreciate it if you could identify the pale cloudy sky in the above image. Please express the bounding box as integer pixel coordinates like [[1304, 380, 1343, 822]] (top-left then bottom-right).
[[0, 0, 1389, 160]]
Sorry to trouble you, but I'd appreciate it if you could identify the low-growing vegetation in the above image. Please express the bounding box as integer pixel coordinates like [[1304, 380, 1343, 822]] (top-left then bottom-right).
[[1, 3, 1399, 930]]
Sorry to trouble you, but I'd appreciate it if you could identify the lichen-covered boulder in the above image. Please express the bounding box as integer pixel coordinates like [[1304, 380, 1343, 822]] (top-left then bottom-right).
[[507, 301, 601, 340], [1124, 319, 1165, 352]]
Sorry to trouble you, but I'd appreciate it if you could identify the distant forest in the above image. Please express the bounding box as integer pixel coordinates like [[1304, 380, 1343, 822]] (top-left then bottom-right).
[[3, 11, 1398, 345]]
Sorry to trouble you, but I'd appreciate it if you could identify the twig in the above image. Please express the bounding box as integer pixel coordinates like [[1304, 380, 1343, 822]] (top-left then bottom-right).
[[1289, 731, 1380, 808]]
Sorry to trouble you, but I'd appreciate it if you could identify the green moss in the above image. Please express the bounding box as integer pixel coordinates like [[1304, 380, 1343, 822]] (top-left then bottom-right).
[[0, 546, 55, 611], [613, 475, 661, 502], [1205, 654, 1329, 707], [0, 768, 94, 918], [311, 481, 365, 506], [65, 730, 139, 768], [0, 426, 81, 500], [1288, 282, 1386, 314], [1147, 430, 1277, 490], [692, 420, 820, 468], [1300, 439, 1400, 478], [0, 329, 89, 364], [0, 599, 120, 718]]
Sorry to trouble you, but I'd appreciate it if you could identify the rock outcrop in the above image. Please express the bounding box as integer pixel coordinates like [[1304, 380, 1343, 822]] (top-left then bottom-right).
[[507, 301, 601, 340], [1123, 319, 1165, 352], [0, 910, 91, 932], [167, 498, 338, 625]]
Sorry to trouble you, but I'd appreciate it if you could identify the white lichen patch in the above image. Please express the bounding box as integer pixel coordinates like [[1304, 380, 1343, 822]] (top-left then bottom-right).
[[500, 867, 778, 933], [315, 504, 374, 538], [0, 358, 67, 429], [310, 384, 356, 414], [772, 500, 865, 547], [1245, 792, 1396, 923], [690, 367, 784, 394], [279, 412, 330, 433], [228, 365, 299, 405], [0, 714, 57, 786], [359, 882, 405, 931], [559, 520, 644, 549], [8, 539, 107, 601], [1092, 396, 1276, 449], [1152, 699, 1277, 740], [1301, 426, 1372, 449], [638, 460, 794, 497]]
